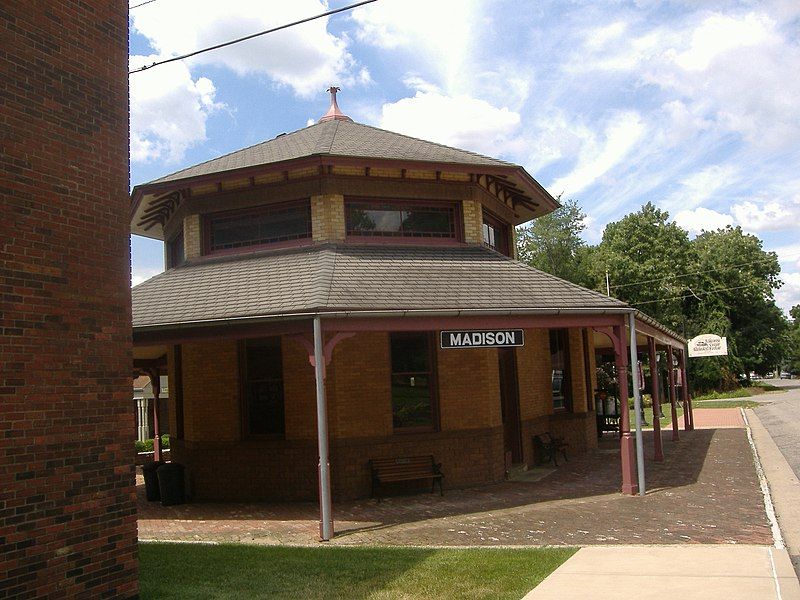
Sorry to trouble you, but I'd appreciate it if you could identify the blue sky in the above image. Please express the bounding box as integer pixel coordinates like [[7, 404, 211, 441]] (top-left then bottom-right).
[[129, 0, 800, 313]]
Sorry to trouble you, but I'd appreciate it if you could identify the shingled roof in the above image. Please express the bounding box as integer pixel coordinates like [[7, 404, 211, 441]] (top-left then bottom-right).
[[132, 244, 629, 330], [146, 119, 514, 186]]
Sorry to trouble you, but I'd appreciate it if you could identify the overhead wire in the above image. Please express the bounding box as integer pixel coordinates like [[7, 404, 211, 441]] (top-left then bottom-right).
[[129, 0, 379, 75], [609, 250, 800, 291], [129, 0, 157, 9], [629, 284, 762, 307]]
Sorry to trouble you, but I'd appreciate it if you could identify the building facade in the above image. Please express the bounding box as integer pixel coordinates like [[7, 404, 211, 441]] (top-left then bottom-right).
[[131, 92, 689, 528]]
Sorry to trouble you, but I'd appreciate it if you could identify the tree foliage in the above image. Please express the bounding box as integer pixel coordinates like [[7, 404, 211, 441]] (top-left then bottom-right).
[[516, 198, 591, 286], [516, 202, 792, 391]]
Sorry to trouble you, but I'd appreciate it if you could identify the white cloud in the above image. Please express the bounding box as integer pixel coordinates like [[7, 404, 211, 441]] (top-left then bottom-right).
[[731, 198, 800, 232], [130, 56, 224, 163], [775, 272, 800, 315], [662, 164, 738, 213], [131, 0, 363, 98], [131, 266, 164, 287], [547, 111, 645, 196], [379, 88, 521, 158], [673, 207, 734, 234]]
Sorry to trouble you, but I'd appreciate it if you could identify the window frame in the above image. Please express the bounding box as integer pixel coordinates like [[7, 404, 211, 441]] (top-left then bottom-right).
[[345, 197, 463, 245], [482, 210, 511, 256], [550, 329, 573, 412], [389, 331, 440, 433], [167, 229, 185, 268], [203, 200, 312, 257], [239, 337, 286, 438]]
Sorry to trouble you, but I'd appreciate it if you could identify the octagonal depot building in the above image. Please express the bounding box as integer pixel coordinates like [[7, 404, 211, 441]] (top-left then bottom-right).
[[131, 89, 689, 507]]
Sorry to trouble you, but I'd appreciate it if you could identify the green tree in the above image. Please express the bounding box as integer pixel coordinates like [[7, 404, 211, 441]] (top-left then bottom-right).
[[516, 198, 591, 286], [590, 202, 694, 330], [690, 226, 789, 381], [785, 305, 800, 375]]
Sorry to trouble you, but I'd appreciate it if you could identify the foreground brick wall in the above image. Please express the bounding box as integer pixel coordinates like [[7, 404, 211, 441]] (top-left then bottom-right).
[[0, 2, 137, 597]]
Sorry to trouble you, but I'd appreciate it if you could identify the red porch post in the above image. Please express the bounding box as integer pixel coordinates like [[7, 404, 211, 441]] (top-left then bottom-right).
[[148, 369, 162, 462], [667, 346, 679, 441], [647, 336, 664, 461], [613, 323, 637, 495], [679, 349, 694, 431]]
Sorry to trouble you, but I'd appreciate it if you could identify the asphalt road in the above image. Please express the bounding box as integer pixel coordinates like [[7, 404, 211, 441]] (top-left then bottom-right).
[[754, 378, 800, 480]]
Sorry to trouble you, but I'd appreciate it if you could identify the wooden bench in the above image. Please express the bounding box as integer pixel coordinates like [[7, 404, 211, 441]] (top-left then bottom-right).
[[532, 433, 569, 467], [369, 455, 444, 500]]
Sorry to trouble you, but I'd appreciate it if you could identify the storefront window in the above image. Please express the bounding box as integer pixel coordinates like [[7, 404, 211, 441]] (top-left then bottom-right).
[[207, 202, 311, 252], [347, 201, 457, 239], [550, 329, 572, 411], [243, 337, 284, 435], [390, 333, 437, 430]]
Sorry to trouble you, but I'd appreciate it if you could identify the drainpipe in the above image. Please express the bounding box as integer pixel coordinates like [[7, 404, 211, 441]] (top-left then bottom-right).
[[629, 312, 645, 496], [313, 316, 333, 541]]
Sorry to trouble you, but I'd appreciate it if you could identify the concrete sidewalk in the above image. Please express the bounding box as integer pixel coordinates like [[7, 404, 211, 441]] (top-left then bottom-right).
[[523, 545, 800, 599], [525, 407, 800, 599]]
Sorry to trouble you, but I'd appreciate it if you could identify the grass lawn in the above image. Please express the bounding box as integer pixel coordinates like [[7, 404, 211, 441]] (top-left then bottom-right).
[[139, 543, 576, 599]]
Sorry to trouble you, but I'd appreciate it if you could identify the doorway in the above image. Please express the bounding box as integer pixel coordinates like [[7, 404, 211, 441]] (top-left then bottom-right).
[[498, 347, 523, 464]]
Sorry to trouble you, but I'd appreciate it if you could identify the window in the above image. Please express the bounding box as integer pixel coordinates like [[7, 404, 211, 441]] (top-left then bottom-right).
[[390, 333, 437, 431], [207, 202, 311, 253], [243, 337, 284, 435], [550, 329, 572, 411], [168, 230, 185, 267], [482, 212, 510, 255], [346, 201, 457, 239]]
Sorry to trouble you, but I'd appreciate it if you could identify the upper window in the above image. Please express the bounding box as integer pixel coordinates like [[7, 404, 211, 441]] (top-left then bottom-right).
[[346, 201, 457, 239], [243, 337, 285, 436], [482, 211, 510, 256], [206, 202, 311, 253], [390, 332, 438, 431], [550, 329, 572, 411], [168, 230, 185, 268]]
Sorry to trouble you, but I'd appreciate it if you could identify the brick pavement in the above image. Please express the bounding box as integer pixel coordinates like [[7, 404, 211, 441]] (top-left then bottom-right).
[[662, 407, 745, 429], [137, 428, 771, 547]]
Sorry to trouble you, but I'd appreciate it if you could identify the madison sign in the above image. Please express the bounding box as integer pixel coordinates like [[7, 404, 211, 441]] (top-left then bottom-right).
[[688, 334, 728, 357], [440, 329, 524, 349]]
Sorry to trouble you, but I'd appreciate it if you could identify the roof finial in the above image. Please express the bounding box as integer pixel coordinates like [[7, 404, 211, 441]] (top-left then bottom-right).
[[318, 85, 353, 123]]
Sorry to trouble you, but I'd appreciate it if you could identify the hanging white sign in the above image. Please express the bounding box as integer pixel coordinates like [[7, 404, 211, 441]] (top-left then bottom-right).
[[688, 334, 728, 357]]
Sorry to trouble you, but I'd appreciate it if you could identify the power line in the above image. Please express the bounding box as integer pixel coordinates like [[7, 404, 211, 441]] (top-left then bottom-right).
[[609, 251, 800, 291], [630, 284, 758, 307], [129, 0, 379, 75], [129, 0, 157, 9]]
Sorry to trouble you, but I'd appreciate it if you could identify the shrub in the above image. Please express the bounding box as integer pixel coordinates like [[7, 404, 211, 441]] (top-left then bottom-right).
[[135, 435, 170, 453]]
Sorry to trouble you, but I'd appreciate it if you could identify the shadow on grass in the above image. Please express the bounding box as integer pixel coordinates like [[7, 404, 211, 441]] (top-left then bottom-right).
[[139, 543, 575, 600]]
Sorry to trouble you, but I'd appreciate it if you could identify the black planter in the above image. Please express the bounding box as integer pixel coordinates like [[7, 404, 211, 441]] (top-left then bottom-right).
[[142, 461, 165, 501], [156, 463, 186, 506]]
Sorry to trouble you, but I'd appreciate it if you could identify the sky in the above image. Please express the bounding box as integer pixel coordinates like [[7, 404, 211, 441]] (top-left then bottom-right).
[[129, 0, 800, 314]]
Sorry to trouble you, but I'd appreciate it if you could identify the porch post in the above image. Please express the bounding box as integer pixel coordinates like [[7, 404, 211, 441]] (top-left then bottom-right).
[[628, 313, 645, 496], [647, 336, 664, 462], [667, 346, 679, 441], [613, 321, 637, 495], [148, 370, 162, 462], [679, 349, 694, 431], [313, 316, 333, 541]]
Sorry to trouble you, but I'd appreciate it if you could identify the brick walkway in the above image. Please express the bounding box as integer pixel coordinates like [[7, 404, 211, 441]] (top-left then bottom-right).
[[137, 428, 771, 547], [663, 407, 745, 430]]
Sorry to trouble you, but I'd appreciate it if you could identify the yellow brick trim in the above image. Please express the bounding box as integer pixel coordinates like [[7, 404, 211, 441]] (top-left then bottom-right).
[[462, 199, 484, 244], [183, 213, 201, 259], [311, 194, 345, 243]]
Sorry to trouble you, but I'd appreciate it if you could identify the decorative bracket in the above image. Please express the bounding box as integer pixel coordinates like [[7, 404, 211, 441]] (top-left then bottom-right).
[[288, 331, 355, 379]]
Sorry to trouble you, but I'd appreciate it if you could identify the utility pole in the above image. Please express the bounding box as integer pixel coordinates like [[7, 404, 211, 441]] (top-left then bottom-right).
[[606, 270, 611, 296]]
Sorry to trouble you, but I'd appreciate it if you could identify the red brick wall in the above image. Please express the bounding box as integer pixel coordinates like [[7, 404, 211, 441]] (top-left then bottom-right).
[[0, 2, 137, 597]]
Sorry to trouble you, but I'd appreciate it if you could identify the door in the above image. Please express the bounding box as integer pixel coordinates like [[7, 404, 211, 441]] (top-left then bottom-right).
[[498, 347, 523, 463]]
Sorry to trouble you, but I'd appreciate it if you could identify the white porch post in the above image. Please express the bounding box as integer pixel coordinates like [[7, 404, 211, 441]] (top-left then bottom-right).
[[313, 316, 333, 541], [629, 312, 645, 496]]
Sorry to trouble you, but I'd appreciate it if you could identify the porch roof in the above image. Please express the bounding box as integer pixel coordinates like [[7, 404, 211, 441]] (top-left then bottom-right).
[[132, 244, 629, 330]]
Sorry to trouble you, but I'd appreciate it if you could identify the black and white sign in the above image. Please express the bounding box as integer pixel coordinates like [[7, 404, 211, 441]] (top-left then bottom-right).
[[688, 334, 728, 357], [440, 329, 524, 349]]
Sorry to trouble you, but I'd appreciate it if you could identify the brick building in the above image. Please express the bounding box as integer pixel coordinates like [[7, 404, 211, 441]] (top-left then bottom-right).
[[131, 90, 690, 539], [1, 2, 137, 597]]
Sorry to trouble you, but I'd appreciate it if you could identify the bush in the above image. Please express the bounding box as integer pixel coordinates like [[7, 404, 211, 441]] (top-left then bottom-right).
[[692, 388, 750, 402], [135, 435, 170, 453]]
